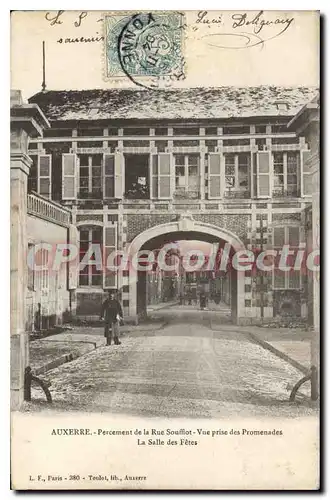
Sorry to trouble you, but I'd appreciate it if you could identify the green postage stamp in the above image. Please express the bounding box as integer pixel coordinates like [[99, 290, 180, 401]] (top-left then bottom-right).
[[104, 11, 186, 88]]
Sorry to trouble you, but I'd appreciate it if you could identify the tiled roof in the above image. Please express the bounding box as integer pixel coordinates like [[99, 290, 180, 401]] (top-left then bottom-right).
[[28, 86, 318, 122]]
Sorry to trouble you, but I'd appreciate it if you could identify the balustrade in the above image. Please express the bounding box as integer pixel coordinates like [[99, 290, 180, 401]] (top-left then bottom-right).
[[27, 193, 71, 226]]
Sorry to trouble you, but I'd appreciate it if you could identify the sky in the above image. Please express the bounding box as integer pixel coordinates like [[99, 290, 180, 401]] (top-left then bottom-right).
[[11, 10, 319, 101]]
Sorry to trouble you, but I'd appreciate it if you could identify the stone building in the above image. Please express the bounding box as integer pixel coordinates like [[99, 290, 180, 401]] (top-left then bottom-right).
[[11, 90, 73, 407], [26, 86, 318, 325], [287, 93, 320, 396]]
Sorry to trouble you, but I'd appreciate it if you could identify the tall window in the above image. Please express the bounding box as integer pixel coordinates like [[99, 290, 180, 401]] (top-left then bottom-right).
[[174, 155, 199, 199], [78, 154, 102, 199], [273, 226, 301, 290], [272, 152, 298, 197], [224, 153, 250, 196], [79, 227, 102, 286]]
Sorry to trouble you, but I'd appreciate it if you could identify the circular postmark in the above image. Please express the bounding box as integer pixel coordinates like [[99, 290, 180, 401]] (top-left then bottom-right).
[[117, 12, 186, 89]]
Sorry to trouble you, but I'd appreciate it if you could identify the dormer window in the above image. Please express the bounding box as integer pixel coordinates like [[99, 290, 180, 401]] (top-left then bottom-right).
[[275, 101, 289, 111]]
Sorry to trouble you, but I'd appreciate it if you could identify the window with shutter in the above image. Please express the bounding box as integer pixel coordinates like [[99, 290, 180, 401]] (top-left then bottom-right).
[[150, 154, 158, 199], [38, 154, 52, 199], [224, 153, 250, 198], [79, 227, 102, 287], [174, 155, 200, 199], [103, 224, 117, 289], [208, 153, 223, 199], [301, 150, 312, 196], [114, 152, 124, 199], [272, 225, 301, 289], [272, 152, 298, 197], [103, 154, 115, 199], [158, 153, 173, 199], [62, 153, 77, 200], [257, 151, 271, 198]]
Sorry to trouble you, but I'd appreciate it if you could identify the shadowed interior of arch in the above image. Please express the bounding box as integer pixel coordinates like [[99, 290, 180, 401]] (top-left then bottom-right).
[[136, 230, 238, 323]]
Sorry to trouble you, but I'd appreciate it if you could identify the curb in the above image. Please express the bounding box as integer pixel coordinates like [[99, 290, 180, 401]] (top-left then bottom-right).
[[31, 322, 168, 375], [245, 331, 309, 375], [33, 344, 98, 376], [147, 301, 179, 312]]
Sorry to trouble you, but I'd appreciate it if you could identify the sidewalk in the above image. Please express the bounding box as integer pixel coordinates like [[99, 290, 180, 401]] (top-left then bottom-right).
[[147, 300, 179, 312], [211, 322, 312, 374], [29, 321, 166, 376], [245, 327, 312, 374]]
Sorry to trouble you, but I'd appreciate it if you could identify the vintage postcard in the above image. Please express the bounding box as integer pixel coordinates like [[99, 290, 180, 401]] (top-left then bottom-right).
[[10, 10, 320, 490]]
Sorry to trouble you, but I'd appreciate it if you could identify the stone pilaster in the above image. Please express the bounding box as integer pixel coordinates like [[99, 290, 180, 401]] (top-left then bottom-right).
[[10, 90, 50, 409], [10, 151, 32, 409]]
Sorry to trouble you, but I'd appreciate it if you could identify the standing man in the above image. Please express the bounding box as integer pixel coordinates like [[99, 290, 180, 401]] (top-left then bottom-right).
[[100, 291, 123, 346]]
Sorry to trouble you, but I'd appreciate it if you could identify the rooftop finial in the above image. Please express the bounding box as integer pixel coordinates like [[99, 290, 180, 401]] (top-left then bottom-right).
[[41, 41, 46, 92]]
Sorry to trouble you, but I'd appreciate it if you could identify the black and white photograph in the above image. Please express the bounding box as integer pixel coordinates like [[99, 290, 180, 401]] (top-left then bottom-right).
[[10, 10, 320, 490]]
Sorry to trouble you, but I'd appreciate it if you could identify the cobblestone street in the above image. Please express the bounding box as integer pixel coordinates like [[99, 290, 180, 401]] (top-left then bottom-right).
[[27, 308, 318, 418]]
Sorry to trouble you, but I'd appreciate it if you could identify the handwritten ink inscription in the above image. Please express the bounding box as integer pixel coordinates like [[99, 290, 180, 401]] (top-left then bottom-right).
[[45, 10, 95, 28], [43, 10, 104, 44], [231, 11, 294, 35], [195, 10, 295, 49]]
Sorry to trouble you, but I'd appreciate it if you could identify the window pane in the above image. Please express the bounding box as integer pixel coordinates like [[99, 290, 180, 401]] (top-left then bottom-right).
[[91, 154, 102, 166], [225, 154, 235, 166], [273, 153, 284, 164], [238, 154, 249, 166], [174, 155, 185, 166], [189, 165, 198, 176], [225, 165, 235, 176], [80, 166, 88, 176], [92, 274, 102, 286], [274, 175, 284, 186], [80, 230, 89, 241], [92, 228, 102, 242], [93, 166, 102, 176], [188, 176, 198, 188], [79, 154, 89, 167], [274, 165, 284, 175], [176, 166, 185, 176], [79, 274, 88, 286], [176, 176, 185, 187], [188, 156, 199, 166], [287, 175, 297, 185]]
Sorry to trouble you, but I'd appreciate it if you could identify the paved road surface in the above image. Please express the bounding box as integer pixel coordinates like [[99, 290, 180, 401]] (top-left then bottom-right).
[[28, 307, 317, 418]]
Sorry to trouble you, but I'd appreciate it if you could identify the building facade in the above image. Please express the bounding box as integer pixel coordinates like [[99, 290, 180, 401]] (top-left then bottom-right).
[[26, 86, 317, 325]]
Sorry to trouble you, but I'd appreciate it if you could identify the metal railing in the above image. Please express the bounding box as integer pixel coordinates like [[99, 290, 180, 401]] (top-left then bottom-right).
[[27, 192, 71, 227]]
